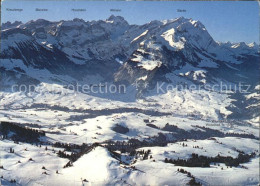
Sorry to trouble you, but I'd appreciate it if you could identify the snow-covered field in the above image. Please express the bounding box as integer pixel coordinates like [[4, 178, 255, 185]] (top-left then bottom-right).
[[0, 83, 259, 185], [1, 138, 259, 185]]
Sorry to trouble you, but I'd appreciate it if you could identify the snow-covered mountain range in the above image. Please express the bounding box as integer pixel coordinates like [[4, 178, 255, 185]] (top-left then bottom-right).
[[1, 16, 258, 81], [1, 16, 259, 121]]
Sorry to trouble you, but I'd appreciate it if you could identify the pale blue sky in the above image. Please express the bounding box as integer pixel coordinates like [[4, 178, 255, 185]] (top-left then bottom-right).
[[1, 0, 259, 44]]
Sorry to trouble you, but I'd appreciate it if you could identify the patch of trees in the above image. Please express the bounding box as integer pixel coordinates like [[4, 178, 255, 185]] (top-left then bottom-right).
[[104, 138, 165, 153], [108, 150, 121, 161], [57, 151, 72, 159], [162, 123, 185, 133], [194, 125, 257, 139], [188, 178, 201, 186], [53, 142, 88, 152], [146, 124, 159, 129], [63, 161, 73, 168], [177, 168, 201, 186], [60, 143, 100, 163], [0, 121, 45, 142], [106, 139, 145, 153], [225, 132, 256, 139], [165, 152, 256, 167], [146, 123, 258, 141], [10, 179, 16, 183], [136, 149, 151, 160], [112, 124, 129, 134], [143, 119, 150, 123], [9, 148, 14, 153], [107, 148, 152, 165], [147, 123, 224, 140]]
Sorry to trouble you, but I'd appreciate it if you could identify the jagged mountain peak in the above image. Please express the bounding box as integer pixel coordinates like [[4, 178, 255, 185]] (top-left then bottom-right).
[[189, 19, 205, 28], [227, 42, 259, 52], [25, 19, 51, 26], [72, 18, 86, 22], [106, 15, 128, 25], [247, 42, 258, 47], [140, 17, 216, 52], [162, 16, 188, 24], [247, 42, 259, 51], [2, 21, 23, 30], [162, 17, 204, 27]]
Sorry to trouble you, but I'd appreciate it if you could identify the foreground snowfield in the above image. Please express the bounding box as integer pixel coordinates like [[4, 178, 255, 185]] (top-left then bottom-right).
[[0, 83, 259, 186], [1, 139, 259, 185]]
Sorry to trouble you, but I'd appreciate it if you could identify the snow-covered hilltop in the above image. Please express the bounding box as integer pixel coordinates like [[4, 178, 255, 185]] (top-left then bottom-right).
[[0, 16, 259, 185]]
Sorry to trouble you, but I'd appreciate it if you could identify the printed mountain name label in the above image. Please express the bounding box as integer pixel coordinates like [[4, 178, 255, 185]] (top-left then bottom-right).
[[35, 8, 48, 11], [71, 8, 86, 11], [110, 9, 121, 12], [6, 8, 23, 12], [177, 9, 187, 12]]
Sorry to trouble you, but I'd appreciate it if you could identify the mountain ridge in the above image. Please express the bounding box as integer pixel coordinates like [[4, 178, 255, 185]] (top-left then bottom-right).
[[1, 16, 259, 100]]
